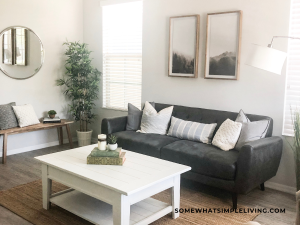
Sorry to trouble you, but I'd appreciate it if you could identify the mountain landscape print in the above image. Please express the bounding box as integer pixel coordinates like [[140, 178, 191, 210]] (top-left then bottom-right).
[[172, 51, 194, 74], [209, 51, 236, 75], [205, 11, 242, 79], [169, 15, 199, 77]]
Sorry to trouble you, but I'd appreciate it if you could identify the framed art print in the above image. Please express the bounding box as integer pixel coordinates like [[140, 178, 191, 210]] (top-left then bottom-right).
[[169, 15, 200, 78], [205, 11, 242, 80]]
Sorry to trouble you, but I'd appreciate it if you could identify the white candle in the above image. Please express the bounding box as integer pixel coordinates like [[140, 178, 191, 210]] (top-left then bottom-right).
[[98, 134, 107, 151]]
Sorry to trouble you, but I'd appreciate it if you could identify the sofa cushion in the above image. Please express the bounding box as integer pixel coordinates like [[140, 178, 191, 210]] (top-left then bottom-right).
[[161, 140, 240, 180], [114, 131, 179, 158], [155, 103, 273, 138]]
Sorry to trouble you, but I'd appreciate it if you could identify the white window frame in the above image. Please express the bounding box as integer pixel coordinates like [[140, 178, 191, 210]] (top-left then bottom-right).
[[282, 0, 300, 136], [101, 0, 143, 111]]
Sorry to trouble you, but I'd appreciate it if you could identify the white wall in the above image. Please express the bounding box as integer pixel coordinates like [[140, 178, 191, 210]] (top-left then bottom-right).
[[83, 0, 296, 191], [0, 0, 83, 155]]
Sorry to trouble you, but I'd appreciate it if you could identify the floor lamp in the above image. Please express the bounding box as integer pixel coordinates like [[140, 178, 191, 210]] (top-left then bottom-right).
[[246, 36, 300, 74]]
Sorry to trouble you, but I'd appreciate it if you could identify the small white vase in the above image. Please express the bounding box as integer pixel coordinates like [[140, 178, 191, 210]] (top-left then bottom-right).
[[108, 143, 118, 150]]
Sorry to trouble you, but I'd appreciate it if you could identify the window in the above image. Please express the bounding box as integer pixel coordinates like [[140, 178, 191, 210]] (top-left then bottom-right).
[[283, 0, 300, 136], [102, 1, 143, 110]]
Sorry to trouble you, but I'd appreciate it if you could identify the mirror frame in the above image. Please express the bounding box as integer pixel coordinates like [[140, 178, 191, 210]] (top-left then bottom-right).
[[0, 26, 45, 80]]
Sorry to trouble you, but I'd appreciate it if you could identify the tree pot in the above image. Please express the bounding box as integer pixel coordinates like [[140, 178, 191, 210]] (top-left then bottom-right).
[[108, 143, 118, 150], [77, 130, 93, 147], [49, 114, 56, 119], [296, 148, 300, 191]]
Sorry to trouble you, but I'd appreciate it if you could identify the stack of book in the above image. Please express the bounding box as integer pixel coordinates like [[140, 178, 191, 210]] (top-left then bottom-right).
[[43, 117, 61, 124], [87, 147, 126, 165]]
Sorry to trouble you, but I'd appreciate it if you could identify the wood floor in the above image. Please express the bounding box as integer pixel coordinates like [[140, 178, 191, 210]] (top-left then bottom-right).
[[0, 143, 296, 225]]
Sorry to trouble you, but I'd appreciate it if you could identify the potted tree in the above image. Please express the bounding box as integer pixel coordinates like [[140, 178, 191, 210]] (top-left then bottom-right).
[[57, 41, 101, 147]]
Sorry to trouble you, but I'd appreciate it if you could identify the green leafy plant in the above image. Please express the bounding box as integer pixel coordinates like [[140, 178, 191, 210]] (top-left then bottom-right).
[[108, 134, 118, 145], [289, 107, 300, 191], [57, 41, 101, 132], [48, 110, 57, 115]]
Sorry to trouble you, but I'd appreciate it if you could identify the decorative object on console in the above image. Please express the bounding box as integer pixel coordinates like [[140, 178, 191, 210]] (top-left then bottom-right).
[[56, 41, 101, 147], [205, 11, 242, 80], [98, 134, 107, 150], [12, 104, 40, 128], [43, 116, 61, 124], [126, 102, 155, 131], [212, 118, 242, 151], [138, 101, 173, 135], [168, 15, 200, 78], [0, 102, 18, 130], [107, 134, 118, 150], [235, 110, 270, 150], [167, 116, 217, 144], [245, 36, 300, 75], [0, 26, 45, 79], [48, 110, 57, 119]]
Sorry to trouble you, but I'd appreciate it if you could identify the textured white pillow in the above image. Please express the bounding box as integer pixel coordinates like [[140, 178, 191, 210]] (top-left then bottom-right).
[[137, 101, 173, 135], [12, 104, 40, 128], [212, 119, 242, 151]]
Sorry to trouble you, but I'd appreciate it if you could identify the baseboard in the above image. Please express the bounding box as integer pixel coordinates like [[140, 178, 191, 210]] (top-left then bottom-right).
[[0, 137, 77, 158], [265, 181, 296, 195]]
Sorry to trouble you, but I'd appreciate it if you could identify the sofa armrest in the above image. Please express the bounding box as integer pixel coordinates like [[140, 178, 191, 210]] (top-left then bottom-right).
[[101, 116, 127, 135], [234, 136, 283, 193]]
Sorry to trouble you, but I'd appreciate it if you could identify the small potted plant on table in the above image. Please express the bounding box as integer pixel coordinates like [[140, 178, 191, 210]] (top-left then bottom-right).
[[48, 110, 57, 119], [108, 134, 118, 150]]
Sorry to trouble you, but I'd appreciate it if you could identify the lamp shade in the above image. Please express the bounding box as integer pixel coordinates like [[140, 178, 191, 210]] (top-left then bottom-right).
[[246, 44, 287, 75]]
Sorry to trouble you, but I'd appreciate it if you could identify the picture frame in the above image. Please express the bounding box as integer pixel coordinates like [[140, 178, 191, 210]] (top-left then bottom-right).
[[2, 29, 15, 65], [204, 11, 242, 80], [168, 15, 200, 78], [14, 27, 28, 66]]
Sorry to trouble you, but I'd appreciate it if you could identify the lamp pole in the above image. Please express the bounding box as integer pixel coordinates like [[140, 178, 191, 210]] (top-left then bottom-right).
[[268, 36, 300, 48]]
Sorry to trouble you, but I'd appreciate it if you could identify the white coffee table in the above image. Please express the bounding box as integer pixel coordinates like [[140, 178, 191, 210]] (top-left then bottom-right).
[[35, 144, 191, 225]]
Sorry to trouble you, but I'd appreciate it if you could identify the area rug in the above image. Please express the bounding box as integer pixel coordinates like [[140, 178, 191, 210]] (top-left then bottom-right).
[[0, 180, 259, 225]]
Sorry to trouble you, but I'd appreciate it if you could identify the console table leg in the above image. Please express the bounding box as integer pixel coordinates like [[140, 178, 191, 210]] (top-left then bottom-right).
[[172, 175, 180, 219], [57, 127, 63, 145], [42, 165, 52, 210], [2, 134, 7, 164], [66, 125, 73, 149], [113, 194, 130, 225]]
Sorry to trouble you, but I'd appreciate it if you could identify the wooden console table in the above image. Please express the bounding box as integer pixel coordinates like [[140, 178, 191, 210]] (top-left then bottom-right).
[[0, 120, 74, 164]]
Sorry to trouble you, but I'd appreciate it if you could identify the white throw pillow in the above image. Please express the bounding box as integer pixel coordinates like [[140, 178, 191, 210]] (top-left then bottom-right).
[[12, 104, 40, 128], [212, 119, 242, 151], [137, 101, 173, 135]]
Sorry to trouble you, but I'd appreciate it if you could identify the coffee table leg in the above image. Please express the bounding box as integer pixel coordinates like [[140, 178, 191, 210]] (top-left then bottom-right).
[[172, 175, 180, 219], [42, 164, 52, 210], [113, 194, 130, 225]]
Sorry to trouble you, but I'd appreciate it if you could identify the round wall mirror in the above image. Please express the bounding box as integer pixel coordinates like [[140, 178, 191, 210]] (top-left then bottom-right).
[[0, 26, 45, 80]]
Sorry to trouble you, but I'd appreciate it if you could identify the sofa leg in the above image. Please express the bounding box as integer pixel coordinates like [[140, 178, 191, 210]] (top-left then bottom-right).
[[260, 183, 265, 191], [232, 193, 237, 209]]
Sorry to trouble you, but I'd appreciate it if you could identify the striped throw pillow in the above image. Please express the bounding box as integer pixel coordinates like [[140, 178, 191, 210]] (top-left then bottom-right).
[[167, 117, 217, 144]]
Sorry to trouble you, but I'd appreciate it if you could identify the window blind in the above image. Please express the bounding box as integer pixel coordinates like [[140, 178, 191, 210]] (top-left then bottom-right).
[[283, 0, 300, 136], [102, 1, 142, 111]]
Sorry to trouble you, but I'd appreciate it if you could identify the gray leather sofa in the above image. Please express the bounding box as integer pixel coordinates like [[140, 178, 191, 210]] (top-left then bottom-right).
[[101, 103, 283, 208]]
